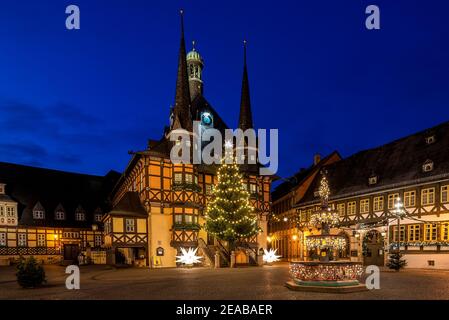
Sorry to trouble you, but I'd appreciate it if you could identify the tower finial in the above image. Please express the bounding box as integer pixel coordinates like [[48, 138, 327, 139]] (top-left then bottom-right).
[[243, 40, 247, 66], [180, 9, 185, 37]]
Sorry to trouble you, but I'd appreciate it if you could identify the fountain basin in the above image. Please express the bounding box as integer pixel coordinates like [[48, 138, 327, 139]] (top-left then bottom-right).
[[286, 261, 367, 293]]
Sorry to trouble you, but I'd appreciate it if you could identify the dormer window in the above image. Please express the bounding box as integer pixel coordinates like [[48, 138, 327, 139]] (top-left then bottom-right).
[[0, 183, 5, 194], [54, 204, 65, 220], [32, 202, 45, 219], [94, 207, 103, 222], [313, 190, 320, 197], [425, 135, 436, 145], [423, 160, 434, 172], [75, 205, 86, 221], [369, 176, 378, 185]]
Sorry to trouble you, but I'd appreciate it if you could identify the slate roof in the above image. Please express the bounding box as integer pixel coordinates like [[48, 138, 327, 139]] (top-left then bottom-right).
[[107, 192, 147, 218], [191, 95, 229, 135], [0, 161, 120, 228], [298, 120, 449, 205]]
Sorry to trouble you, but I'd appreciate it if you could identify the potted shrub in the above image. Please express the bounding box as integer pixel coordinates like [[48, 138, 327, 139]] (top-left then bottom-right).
[[16, 256, 47, 288]]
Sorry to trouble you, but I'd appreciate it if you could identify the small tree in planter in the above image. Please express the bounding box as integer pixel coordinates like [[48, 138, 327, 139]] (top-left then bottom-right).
[[16, 256, 46, 288], [386, 251, 407, 271]]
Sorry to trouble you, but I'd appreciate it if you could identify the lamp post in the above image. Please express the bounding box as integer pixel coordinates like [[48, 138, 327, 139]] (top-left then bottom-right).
[[393, 197, 406, 253]]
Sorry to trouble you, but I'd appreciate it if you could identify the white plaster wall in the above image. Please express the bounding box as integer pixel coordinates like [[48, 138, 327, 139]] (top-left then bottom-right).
[[404, 254, 449, 269]]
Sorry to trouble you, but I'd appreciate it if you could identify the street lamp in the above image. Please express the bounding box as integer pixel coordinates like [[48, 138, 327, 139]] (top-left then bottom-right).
[[393, 197, 406, 252]]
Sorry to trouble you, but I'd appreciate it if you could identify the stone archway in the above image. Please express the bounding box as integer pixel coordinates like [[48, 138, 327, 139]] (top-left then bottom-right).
[[363, 230, 385, 266]]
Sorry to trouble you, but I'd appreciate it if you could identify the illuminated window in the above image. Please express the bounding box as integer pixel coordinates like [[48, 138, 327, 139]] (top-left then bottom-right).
[[6, 207, 14, 217], [373, 196, 384, 211], [393, 226, 405, 242], [424, 224, 437, 241], [408, 224, 421, 242], [55, 211, 65, 220], [421, 188, 435, 206], [404, 191, 416, 207], [95, 214, 103, 222], [0, 206, 4, 217], [0, 233, 6, 246], [388, 194, 399, 209], [422, 160, 434, 172], [37, 234, 45, 247], [185, 215, 193, 224], [337, 203, 345, 217], [125, 219, 135, 232], [33, 209, 45, 219], [347, 202, 356, 215], [205, 185, 212, 195], [369, 176, 378, 185], [441, 223, 449, 241], [94, 235, 102, 247], [360, 199, 369, 214], [75, 212, 85, 221], [18, 233, 27, 247], [175, 215, 183, 224], [174, 173, 182, 184], [441, 186, 448, 203], [250, 184, 257, 193], [425, 135, 436, 144], [185, 174, 193, 184]]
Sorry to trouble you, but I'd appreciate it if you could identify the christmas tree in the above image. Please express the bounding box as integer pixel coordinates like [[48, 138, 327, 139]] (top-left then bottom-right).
[[386, 251, 407, 271], [205, 141, 260, 251]]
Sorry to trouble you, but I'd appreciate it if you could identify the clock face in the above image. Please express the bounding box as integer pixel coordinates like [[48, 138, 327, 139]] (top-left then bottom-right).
[[201, 112, 213, 127]]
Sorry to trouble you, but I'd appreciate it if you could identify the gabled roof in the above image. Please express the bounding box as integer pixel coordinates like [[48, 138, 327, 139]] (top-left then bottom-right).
[[272, 151, 341, 202], [107, 192, 147, 217], [0, 161, 120, 228], [298, 120, 449, 205]]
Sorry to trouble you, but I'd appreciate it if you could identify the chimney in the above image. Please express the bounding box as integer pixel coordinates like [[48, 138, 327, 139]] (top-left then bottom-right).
[[313, 154, 321, 166]]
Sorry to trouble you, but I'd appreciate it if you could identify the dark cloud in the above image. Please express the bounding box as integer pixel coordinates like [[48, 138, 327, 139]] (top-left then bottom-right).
[[0, 99, 165, 174]]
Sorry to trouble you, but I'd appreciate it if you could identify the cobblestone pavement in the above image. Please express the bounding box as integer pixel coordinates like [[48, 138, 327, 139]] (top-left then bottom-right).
[[1, 263, 449, 300]]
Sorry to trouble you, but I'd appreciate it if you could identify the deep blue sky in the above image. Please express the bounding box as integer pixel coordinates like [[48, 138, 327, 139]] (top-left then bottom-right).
[[1, 0, 448, 182]]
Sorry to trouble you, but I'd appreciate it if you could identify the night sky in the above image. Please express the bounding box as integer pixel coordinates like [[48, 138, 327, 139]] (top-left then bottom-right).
[[1, 0, 448, 183]]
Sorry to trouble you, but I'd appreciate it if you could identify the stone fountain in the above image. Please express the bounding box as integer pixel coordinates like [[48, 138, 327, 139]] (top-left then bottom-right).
[[285, 173, 367, 293]]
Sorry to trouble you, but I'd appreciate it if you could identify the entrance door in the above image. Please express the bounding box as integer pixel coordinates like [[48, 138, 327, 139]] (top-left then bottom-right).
[[63, 244, 79, 261], [363, 230, 385, 266]]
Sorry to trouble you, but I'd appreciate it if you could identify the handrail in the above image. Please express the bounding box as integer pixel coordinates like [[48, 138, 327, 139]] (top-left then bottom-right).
[[216, 240, 229, 258], [198, 238, 215, 265]]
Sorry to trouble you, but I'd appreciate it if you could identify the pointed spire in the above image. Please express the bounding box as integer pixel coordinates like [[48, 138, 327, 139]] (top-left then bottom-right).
[[172, 9, 192, 131], [238, 40, 253, 131]]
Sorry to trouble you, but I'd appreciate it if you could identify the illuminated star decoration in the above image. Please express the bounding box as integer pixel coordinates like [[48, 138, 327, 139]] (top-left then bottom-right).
[[263, 248, 281, 263], [224, 139, 233, 150], [176, 247, 203, 265]]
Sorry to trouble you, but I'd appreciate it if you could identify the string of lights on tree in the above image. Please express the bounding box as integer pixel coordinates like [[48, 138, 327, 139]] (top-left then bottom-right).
[[204, 141, 260, 242], [304, 172, 346, 251]]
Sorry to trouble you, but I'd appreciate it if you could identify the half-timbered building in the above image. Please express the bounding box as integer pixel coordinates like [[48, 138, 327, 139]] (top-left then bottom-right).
[[269, 152, 340, 260], [0, 161, 119, 265], [108, 14, 272, 267], [271, 120, 449, 269]]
